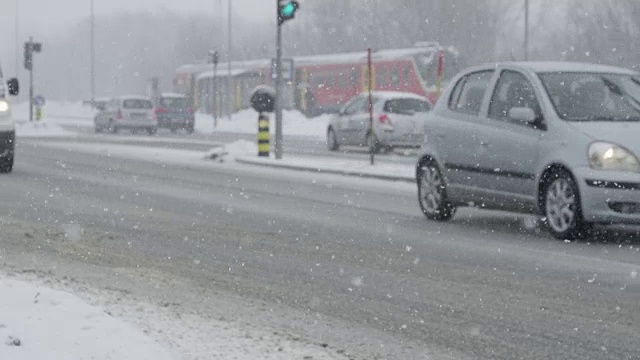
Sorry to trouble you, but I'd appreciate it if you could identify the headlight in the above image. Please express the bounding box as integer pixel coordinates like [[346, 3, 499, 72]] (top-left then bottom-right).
[[588, 142, 640, 172], [0, 101, 9, 112]]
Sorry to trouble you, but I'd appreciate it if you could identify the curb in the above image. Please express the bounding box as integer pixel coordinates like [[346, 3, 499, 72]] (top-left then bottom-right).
[[235, 157, 415, 183]]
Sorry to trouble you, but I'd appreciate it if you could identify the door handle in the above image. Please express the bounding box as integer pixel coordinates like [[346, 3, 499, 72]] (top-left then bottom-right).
[[479, 141, 490, 147]]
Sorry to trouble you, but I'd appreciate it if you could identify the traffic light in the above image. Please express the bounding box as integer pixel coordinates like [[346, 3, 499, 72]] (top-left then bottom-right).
[[24, 41, 42, 71], [278, 0, 299, 26]]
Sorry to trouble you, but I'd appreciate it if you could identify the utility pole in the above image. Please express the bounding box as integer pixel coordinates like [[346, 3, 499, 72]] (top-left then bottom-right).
[[209, 50, 219, 129], [524, 0, 530, 61], [24, 37, 42, 122], [90, 0, 96, 105], [14, 0, 19, 76], [227, 0, 232, 121]]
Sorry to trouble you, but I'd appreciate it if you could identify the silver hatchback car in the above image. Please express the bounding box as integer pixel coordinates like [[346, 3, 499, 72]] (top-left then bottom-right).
[[95, 96, 158, 135], [417, 62, 640, 240], [327, 91, 431, 152]]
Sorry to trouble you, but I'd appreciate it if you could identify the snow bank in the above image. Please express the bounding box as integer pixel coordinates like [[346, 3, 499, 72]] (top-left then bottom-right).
[[204, 140, 259, 161], [15, 121, 75, 138], [0, 275, 172, 360], [236, 155, 415, 182], [195, 109, 332, 139], [11, 101, 96, 121]]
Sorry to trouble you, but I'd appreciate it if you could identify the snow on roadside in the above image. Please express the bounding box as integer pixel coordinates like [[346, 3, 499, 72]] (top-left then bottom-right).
[[14, 121, 76, 138], [0, 274, 172, 360], [204, 140, 258, 162], [195, 109, 331, 139], [11, 101, 96, 121]]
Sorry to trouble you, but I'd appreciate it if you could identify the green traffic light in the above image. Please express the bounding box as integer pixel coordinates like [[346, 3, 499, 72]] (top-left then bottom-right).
[[282, 2, 296, 17]]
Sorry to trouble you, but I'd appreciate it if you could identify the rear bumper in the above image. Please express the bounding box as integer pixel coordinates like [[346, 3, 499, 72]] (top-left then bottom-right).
[[0, 131, 15, 157], [157, 115, 194, 128], [377, 130, 422, 148], [115, 120, 157, 129]]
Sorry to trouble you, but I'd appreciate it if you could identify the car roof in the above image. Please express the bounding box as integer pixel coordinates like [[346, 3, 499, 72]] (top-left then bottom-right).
[[359, 91, 428, 101], [160, 93, 186, 98], [115, 95, 152, 101], [467, 61, 636, 75]]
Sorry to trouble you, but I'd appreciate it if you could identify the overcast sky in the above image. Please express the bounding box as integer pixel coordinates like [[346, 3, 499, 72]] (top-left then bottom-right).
[[0, 0, 272, 75]]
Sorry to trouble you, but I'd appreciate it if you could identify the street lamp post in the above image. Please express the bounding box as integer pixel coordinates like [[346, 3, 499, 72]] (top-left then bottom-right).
[[90, 0, 95, 105], [227, 0, 232, 121], [524, 0, 529, 61]]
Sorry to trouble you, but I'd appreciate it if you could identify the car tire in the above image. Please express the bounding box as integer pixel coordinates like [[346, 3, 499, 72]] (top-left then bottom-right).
[[327, 128, 339, 151], [186, 126, 195, 135], [417, 159, 456, 221], [0, 153, 14, 174], [109, 121, 118, 134], [541, 170, 592, 240], [366, 132, 380, 154], [147, 127, 157, 135], [170, 127, 178, 134]]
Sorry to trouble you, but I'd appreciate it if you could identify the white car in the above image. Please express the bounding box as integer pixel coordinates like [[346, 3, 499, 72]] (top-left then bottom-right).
[[94, 96, 158, 135], [327, 91, 432, 152], [0, 66, 20, 174]]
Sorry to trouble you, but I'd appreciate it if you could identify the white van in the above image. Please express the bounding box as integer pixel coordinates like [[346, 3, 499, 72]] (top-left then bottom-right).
[[0, 65, 20, 173]]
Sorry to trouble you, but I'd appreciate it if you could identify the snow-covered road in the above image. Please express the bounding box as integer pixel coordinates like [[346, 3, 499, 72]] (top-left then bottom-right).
[[2, 114, 640, 360]]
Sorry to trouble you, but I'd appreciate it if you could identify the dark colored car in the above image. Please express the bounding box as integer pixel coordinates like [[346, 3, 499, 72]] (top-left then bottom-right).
[[155, 94, 195, 134]]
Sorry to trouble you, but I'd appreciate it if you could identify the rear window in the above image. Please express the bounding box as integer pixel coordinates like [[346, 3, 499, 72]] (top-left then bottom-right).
[[384, 98, 431, 114], [160, 97, 188, 108], [123, 99, 152, 109]]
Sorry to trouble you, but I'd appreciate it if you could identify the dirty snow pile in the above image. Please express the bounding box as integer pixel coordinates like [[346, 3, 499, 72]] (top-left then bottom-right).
[[14, 121, 74, 138], [0, 275, 172, 360], [205, 139, 258, 162], [195, 109, 331, 139]]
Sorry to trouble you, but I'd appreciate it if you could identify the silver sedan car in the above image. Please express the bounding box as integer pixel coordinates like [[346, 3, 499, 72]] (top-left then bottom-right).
[[95, 96, 158, 135], [417, 61, 640, 240], [327, 91, 431, 152]]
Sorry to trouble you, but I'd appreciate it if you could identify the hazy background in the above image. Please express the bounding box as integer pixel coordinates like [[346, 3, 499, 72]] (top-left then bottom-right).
[[1, 0, 639, 101]]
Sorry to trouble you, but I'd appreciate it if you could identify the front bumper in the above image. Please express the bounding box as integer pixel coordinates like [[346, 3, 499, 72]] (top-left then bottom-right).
[[575, 166, 640, 224], [0, 131, 15, 158]]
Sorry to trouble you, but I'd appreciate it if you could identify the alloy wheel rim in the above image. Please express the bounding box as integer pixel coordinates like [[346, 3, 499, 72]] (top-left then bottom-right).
[[420, 165, 443, 213], [545, 178, 577, 233]]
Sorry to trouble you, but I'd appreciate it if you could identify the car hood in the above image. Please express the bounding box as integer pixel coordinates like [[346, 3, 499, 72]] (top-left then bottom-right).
[[568, 121, 640, 154]]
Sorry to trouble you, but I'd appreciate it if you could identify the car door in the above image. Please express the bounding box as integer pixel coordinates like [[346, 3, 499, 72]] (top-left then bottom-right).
[[474, 69, 544, 210], [430, 70, 496, 202], [337, 96, 366, 145], [349, 96, 378, 146]]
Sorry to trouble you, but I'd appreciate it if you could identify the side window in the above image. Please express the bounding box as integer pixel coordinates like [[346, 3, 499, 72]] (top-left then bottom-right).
[[489, 70, 542, 122], [449, 71, 494, 115], [344, 97, 365, 115]]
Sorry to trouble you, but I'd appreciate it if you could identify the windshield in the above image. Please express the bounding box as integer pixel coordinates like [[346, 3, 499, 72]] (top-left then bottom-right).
[[384, 98, 431, 114], [539, 72, 640, 121], [123, 99, 153, 109], [160, 97, 189, 108]]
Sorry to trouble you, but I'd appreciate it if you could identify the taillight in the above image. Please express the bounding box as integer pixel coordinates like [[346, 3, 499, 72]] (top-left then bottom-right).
[[379, 113, 392, 125], [155, 107, 169, 114], [116, 110, 123, 120], [188, 107, 196, 114]]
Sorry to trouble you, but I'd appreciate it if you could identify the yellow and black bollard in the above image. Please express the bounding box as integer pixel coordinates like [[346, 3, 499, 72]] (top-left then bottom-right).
[[258, 113, 270, 157]]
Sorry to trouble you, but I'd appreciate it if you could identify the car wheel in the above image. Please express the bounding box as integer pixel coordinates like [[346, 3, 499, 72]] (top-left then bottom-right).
[[367, 132, 380, 154], [186, 126, 195, 135], [542, 170, 592, 240], [147, 127, 157, 135], [417, 160, 456, 221], [170, 127, 178, 134], [109, 121, 118, 134], [0, 153, 14, 174], [94, 124, 103, 133], [327, 128, 339, 151]]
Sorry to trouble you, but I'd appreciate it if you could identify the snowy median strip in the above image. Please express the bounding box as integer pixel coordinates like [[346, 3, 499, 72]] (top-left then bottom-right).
[[235, 155, 415, 183], [0, 274, 172, 360], [15, 121, 76, 138]]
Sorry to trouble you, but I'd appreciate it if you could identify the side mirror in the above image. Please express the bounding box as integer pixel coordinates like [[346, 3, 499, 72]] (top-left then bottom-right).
[[508, 107, 536, 124], [7, 78, 19, 96]]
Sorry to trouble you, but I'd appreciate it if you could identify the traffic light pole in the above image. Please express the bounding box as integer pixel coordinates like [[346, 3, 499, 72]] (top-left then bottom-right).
[[274, 14, 283, 160], [29, 37, 34, 122]]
